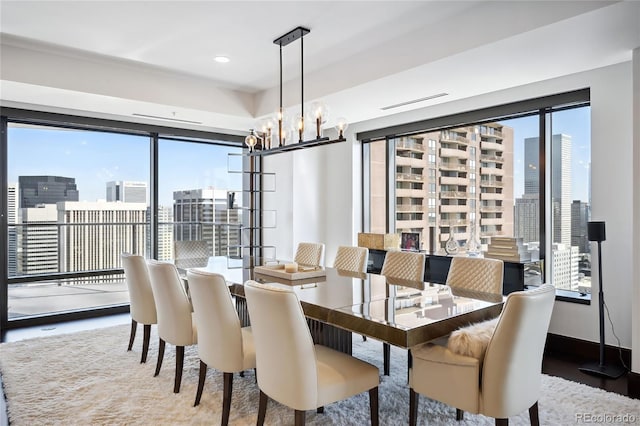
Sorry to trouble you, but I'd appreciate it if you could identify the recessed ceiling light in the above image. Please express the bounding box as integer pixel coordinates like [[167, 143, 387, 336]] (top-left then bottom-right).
[[214, 56, 230, 63]]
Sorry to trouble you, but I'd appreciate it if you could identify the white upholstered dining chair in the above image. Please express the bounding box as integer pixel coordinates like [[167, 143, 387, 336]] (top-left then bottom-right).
[[294, 242, 325, 267], [121, 253, 157, 363], [380, 251, 425, 282], [446, 256, 504, 295], [409, 284, 556, 426], [187, 269, 256, 425], [333, 245, 369, 273], [244, 280, 380, 426], [174, 240, 210, 270], [147, 260, 198, 393]]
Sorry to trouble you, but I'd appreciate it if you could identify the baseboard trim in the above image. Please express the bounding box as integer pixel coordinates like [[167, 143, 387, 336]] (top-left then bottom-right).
[[545, 333, 631, 370], [628, 371, 640, 399]]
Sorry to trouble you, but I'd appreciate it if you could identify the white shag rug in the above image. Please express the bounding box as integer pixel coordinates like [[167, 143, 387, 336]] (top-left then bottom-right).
[[1, 324, 638, 425]]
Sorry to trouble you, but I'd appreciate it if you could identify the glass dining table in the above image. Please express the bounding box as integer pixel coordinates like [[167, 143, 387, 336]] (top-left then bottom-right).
[[225, 266, 504, 363]]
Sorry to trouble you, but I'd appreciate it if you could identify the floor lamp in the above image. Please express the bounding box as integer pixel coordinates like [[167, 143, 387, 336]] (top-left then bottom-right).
[[578, 221, 627, 379]]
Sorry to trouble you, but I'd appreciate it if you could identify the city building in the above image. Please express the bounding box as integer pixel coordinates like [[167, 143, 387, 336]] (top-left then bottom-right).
[[173, 188, 240, 257], [106, 181, 147, 203], [572, 200, 590, 254], [17, 204, 59, 274], [7, 183, 18, 276], [57, 201, 147, 273], [514, 195, 539, 243], [18, 176, 78, 208], [155, 205, 174, 261]]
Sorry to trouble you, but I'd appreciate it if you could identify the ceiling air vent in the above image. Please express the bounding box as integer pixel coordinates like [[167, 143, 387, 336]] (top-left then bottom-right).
[[381, 93, 448, 111]]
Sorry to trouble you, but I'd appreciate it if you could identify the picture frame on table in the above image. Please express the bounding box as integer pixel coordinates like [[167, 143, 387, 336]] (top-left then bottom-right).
[[401, 232, 420, 251]]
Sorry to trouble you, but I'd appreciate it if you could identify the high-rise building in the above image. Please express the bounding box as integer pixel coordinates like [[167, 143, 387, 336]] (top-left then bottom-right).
[[58, 201, 147, 272], [514, 195, 539, 243], [156, 205, 174, 261], [521, 134, 573, 245], [106, 181, 147, 203], [18, 176, 79, 208], [553, 244, 580, 291], [7, 183, 18, 276], [18, 204, 59, 274], [551, 134, 572, 246], [173, 188, 239, 257], [387, 123, 514, 252], [571, 200, 590, 253]]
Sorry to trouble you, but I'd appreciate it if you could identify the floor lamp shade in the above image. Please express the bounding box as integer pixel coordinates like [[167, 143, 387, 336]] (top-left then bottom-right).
[[588, 221, 606, 242], [579, 220, 626, 379]]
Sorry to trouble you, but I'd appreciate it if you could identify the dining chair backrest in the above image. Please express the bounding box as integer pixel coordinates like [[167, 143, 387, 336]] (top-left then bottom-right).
[[446, 257, 504, 295], [381, 251, 425, 282], [481, 284, 555, 418], [333, 246, 369, 273], [187, 269, 245, 372], [294, 242, 325, 267], [244, 280, 319, 410], [121, 253, 157, 325], [174, 240, 210, 270], [147, 260, 194, 346]]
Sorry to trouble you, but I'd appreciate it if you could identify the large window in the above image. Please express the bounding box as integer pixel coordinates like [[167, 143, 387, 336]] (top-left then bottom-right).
[[363, 93, 591, 296], [157, 138, 242, 263], [2, 113, 243, 324]]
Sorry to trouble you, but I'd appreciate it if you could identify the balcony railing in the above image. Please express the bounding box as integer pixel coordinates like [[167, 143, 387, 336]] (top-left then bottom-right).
[[396, 173, 424, 182], [7, 220, 247, 320], [396, 204, 424, 212], [396, 139, 425, 151]]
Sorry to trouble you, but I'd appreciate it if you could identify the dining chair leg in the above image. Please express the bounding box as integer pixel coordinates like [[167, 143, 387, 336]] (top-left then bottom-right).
[[294, 410, 305, 426], [257, 390, 268, 426], [383, 343, 390, 376], [127, 319, 137, 351], [154, 338, 165, 377], [222, 372, 233, 426], [456, 408, 464, 420], [495, 419, 509, 426], [141, 324, 151, 363], [194, 360, 208, 407], [529, 401, 540, 426], [369, 386, 379, 426], [174, 345, 185, 393], [409, 388, 418, 426]]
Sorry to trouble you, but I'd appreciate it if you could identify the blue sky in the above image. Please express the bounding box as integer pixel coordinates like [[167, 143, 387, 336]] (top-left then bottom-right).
[[7, 126, 242, 207]]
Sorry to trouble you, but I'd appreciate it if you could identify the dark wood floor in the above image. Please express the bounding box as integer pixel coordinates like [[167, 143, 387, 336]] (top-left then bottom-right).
[[542, 351, 630, 397], [1, 314, 632, 407]]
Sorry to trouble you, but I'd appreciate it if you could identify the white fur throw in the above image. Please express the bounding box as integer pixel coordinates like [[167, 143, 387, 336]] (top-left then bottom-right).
[[447, 317, 499, 360]]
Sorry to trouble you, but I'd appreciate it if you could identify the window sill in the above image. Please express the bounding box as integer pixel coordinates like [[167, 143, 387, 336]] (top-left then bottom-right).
[[526, 285, 591, 305]]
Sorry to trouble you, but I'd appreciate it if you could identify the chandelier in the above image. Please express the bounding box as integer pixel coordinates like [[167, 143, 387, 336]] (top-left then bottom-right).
[[245, 26, 348, 155]]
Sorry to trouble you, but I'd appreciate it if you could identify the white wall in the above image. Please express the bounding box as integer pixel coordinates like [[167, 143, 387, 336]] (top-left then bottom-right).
[[632, 48, 640, 374], [264, 61, 637, 360]]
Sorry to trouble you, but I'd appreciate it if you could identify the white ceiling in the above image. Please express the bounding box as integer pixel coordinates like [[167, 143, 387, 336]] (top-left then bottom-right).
[[1, 1, 638, 133]]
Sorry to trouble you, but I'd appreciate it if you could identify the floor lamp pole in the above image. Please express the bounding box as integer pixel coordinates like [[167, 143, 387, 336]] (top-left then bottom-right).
[[579, 221, 626, 379]]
